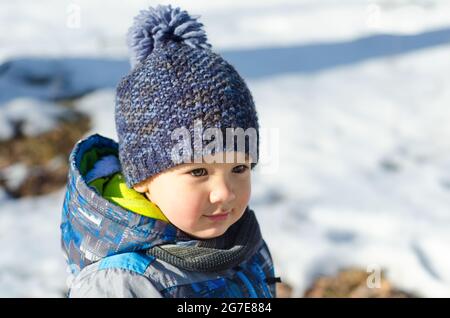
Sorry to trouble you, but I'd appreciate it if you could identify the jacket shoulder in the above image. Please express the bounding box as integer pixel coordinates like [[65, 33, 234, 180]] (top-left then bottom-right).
[[69, 252, 161, 298]]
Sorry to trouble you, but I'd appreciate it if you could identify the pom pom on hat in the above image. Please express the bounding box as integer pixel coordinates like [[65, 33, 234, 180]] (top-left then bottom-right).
[[127, 4, 211, 68]]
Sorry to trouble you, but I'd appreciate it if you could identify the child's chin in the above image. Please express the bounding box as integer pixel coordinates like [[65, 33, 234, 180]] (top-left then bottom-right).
[[191, 226, 229, 239]]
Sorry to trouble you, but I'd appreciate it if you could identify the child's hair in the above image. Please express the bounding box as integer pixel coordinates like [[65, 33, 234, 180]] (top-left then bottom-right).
[[115, 5, 260, 188]]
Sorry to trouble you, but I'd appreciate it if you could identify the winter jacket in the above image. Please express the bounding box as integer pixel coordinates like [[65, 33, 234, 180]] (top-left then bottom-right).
[[61, 133, 277, 298]]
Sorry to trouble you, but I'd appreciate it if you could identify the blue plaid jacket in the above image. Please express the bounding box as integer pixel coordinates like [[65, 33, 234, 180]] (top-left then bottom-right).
[[61, 134, 277, 298]]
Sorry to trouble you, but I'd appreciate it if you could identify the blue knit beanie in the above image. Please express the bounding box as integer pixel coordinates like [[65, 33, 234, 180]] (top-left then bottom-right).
[[115, 5, 260, 188]]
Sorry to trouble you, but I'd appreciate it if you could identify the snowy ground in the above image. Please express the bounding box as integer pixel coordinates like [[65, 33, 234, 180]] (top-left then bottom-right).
[[1, 0, 450, 297]]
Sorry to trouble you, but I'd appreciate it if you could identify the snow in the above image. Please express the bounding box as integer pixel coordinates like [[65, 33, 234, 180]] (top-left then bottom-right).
[[0, 58, 128, 104], [249, 43, 450, 297], [74, 89, 117, 139], [1, 0, 450, 297], [1, 0, 450, 62], [0, 98, 74, 140], [0, 163, 29, 191], [0, 189, 68, 297]]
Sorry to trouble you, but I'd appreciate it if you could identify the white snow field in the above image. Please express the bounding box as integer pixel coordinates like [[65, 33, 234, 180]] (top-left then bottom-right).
[[1, 0, 450, 297]]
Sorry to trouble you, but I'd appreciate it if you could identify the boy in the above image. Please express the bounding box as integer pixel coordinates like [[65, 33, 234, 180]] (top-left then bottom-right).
[[61, 4, 278, 298]]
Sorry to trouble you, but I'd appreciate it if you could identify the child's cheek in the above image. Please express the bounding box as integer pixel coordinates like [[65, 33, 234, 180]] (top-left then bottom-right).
[[172, 190, 205, 225], [236, 187, 251, 214], [184, 193, 206, 218]]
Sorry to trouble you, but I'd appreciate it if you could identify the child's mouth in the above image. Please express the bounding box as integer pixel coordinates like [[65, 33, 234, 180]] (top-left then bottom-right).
[[204, 210, 231, 221]]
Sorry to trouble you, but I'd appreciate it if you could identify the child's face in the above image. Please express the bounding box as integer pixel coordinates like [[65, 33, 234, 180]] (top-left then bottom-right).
[[133, 152, 252, 239]]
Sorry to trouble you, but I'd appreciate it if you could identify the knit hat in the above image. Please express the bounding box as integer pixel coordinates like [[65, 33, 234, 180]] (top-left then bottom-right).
[[115, 5, 260, 188]]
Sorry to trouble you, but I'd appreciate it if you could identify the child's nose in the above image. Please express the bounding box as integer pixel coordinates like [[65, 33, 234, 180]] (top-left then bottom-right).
[[209, 180, 236, 204]]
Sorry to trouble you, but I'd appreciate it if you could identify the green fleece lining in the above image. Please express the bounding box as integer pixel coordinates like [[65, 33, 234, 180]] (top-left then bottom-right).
[[89, 172, 169, 222], [81, 149, 168, 222]]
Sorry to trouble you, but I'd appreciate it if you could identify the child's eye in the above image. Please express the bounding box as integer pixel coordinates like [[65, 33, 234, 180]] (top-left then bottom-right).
[[232, 165, 249, 174], [190, 168, 208, 177]]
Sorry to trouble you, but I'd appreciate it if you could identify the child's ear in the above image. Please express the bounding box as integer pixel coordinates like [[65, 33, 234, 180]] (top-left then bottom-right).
[[133, 181, 147, 193]]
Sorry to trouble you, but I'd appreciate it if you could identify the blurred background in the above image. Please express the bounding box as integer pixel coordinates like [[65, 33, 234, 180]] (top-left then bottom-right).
[[1, 0, 450, 297]]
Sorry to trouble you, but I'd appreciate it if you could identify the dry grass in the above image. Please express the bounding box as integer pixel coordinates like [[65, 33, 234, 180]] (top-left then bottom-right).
[[0, 110, 90, 197]]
